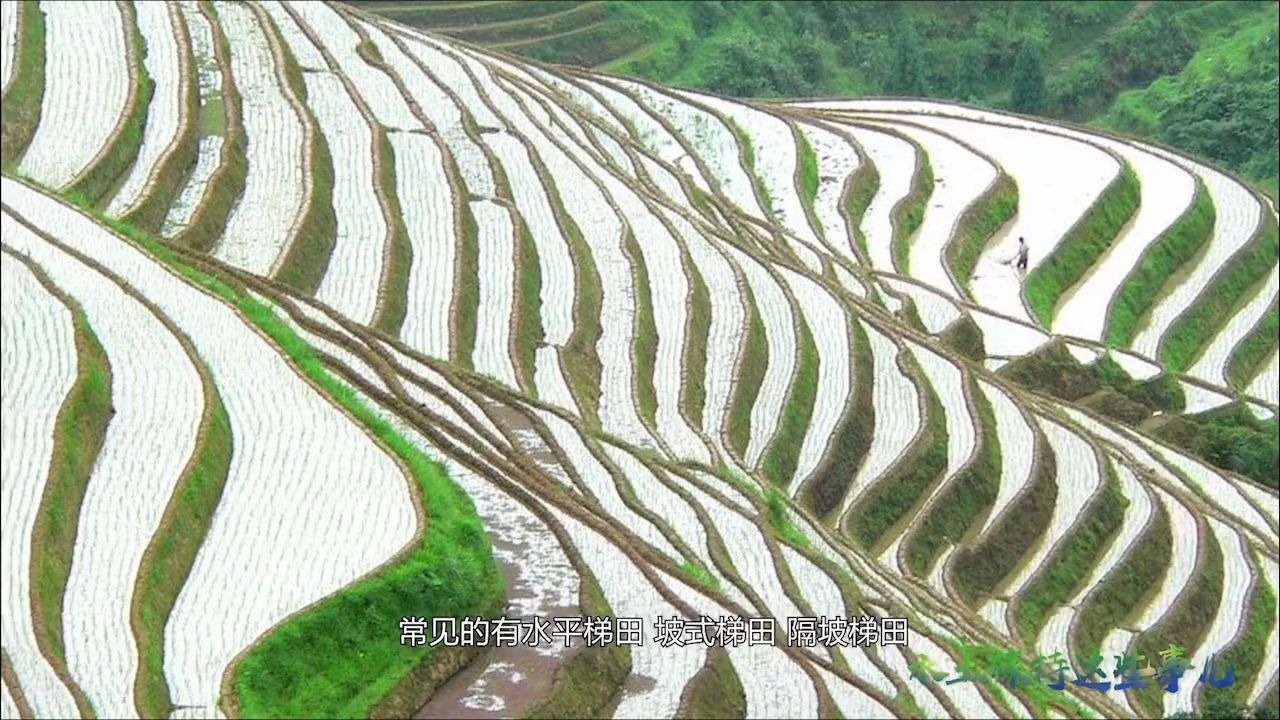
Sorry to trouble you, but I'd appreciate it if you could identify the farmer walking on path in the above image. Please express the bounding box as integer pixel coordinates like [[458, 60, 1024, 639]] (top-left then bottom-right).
[[1015, 236, 1029, 276]]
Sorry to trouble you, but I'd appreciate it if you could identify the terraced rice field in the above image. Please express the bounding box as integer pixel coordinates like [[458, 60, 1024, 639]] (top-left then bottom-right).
[[0, 3, 1276, 719]]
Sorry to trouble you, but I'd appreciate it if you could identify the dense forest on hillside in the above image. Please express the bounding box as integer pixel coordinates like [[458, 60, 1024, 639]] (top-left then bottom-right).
[[600, 0, 1279, 195], [367, 0, 1277, 196]]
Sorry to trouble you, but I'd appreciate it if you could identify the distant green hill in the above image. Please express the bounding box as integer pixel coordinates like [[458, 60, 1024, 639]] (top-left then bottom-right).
[[357, 0, 1279, 196]]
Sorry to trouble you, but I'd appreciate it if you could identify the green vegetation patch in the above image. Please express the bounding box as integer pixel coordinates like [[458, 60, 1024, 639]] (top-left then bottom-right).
[[517, 16, 649, 68], [727, 283, 768, 460], [525, 576, 630, 718], [801, 319, 872, 520], [25, 279, 111, 719], [513, 218, 545, 394], [951, 428, 1057, 603], [625, 231, 659, 427], [765, 486, 809, 548], [847, 365, 945, 550], [555, 187, 603, 425], [1106, 179, 1215, 348], [1131, 519, 1222, 717], [1, 0, 46, 168], [1026, 164, 1140, 326], [1150, 403, 1279, 490], [1226, 311, 1277, 391], [371, 131, 414, 336], [271, 43, 338, 296], [1201, 580, 1278, 709], [367, 0, 580, 29], [946, 173, 1018, 295], [760, 312, 819, 487], [1074, 495, 1171, 656], [846, 155, 880, 259], [679, 646, 747, 719], [1160, 207, 1278, 373], [904, 381, 1002, 577], [452, 192, 481, 371], [681, 251, 712, 429], [65, 204, 504, 719], [177, 1, 247, 253], [798, 128, 819, 210], [67, 1, 154, 206], [133, 381, 233, 718], [940, 314, 986, 362], [121, 9, 199, 235], [891, 143, 935, 274], [1014, 462, 1127, 645]]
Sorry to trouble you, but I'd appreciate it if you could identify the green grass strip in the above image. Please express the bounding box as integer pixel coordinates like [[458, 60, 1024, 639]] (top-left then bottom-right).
[[765, 486, 809, 547], [1074, 498, 1172, 656], [177, 1, 246, 253], [801, 319, 873, 520], [759, 312, 819, 487], [1014, 462, 1127, 645], [24, 270, 112, 719], [946, 173, 1018, 295], [121, 8, 199, 234], [891, 146, 935, 274], [1161, 209, 1278, 372], [525, 577, 630, 719], [952, 429, 1057, 603], [847, 156, 880, 259], [371, 130, 414, 336], [904, 381, 1002, 577], [0, 0, 46, 168], [1131, 521, 1222, 717], [553, 183, 603, 425], [452, 191, 480, 371], [1201, 580, 1277, 708], [727, 116, 775, 215], [1226, 311, 1277, 391], [798, 129, 819, 210], [1106, 180, 1215, 348], [625, 231, 659, 427], [66, 1, 153, 206], [132, 381, 232, 718], [69, 205, 504, 718], [679, 646, 747, 719], [1026, 164, 1141, 327], [270, 34, 337, 295], [681, 250, 711, 429], [727, 283, 768, 459], [513, 218, 544, 394], [940, 314, 987, 362], [848, 366, 946, 550]]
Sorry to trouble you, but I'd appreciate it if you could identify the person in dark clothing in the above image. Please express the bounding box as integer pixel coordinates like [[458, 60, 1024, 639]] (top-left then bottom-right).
[[1015, 236, 1029, 274]]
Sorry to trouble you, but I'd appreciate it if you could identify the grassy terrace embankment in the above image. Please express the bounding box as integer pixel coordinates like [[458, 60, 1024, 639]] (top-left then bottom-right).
[[1073, 495, 1171, 656], [846, 354, 943, 550], [47, 196, 505, 718], [904, 380, 1002, 577], [1105, 178, 1215, 349], [1161, 209, 1279, 373], [801, 319, 872, 520], [1, 1, 46, 167], [1013, 461, 1127, 645], [66, 1, 153, 206], [514, 218, 544, 394], [760, 312, 819, 487], [1026, 163, 1140, 326], [1130, 520, 1222, 717], [9, 250, 110, 719], [950, 426, 1057, 604], [177, 1, 247, 254], [946, 173, 1018, 294], [726, 283, 768, 460], [269, 23, 338, 295], [890, 142, 934, 274]]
